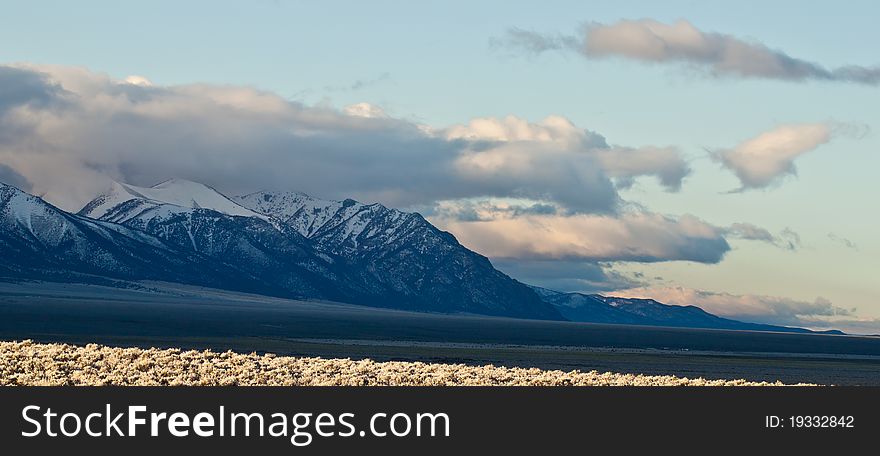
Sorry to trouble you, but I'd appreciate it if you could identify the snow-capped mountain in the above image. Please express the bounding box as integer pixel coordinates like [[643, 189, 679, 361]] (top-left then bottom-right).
[[0, 182, 255, 289], [236, 191, 559, 318], [1, 178, 843, 332], [532, 288, 648, 325], [78, 180, 363, 302], [79, 179, 267, 223], [70, 180, 561, 319], [234, 191, 370, 239], [234, 191, 427, 259]]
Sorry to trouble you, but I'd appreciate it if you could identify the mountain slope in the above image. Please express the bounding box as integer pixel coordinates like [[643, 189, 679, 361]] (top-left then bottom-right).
[[3, 178, 844, 331], [535, 290, 648, 325], [5, 178, 843, 330], [79, 179, 268, 222], [535, 287, 841, 334], [73, 180, 560, 319], [79, 180, 365, 301], [236, 191, 561, 319], [0, 182, 256, 289]]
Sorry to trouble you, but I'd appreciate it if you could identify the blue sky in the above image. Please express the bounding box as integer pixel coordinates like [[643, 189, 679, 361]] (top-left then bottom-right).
[[1, 0, 877, 332]]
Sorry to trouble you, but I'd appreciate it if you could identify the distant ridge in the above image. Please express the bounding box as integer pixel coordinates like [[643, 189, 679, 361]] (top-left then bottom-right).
[[532, 287, 845, 334]]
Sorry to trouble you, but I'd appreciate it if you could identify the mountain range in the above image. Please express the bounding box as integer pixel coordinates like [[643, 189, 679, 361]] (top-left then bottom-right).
[[0, 178, 838, 333], [533, 287, 843, 334]]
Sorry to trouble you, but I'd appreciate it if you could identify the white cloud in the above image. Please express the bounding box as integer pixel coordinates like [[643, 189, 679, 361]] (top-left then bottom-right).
[[343, 102, 388, 119], [497, 19, 880, 84], [123, 75, 153, 87], [0, 64, 689, 215], [445, 115, 586, 143], [445, 115, 690, 194], [0, 63, 797, 276], [424, 201, 805, 291], [430, 209, 730, 263], [714, 123, 832, 190]]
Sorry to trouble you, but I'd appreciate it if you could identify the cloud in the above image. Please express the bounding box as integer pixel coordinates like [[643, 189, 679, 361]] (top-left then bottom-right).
[[0, 66, 66, 115], [0, 64, 687, 214], [343, 102, 388, 119], [490, 27, 580, 55], [492, 259, 642, 294], [712, 123, 833, 190], [724, 223, 801, 250], [0, 163, 31, 192], [445, 115, 691, 196], [0, 63, 791, 283], [496, 19, 880, 84], [828, 233, 858, 250], [123, 75, 153, 87], [430, 210, 731, 264], [427, 202, 797, 285], [609, 286, 880, 334], [4, 63, 861, 324], [426, 199, 559, 222]]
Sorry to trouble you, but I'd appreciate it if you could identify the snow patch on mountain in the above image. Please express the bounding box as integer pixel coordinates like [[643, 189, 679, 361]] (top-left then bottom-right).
[[7, 179, 563, 319], [79, 179, 267, 222], [235, 191, 412, 245], [1, 182, 183, 275]]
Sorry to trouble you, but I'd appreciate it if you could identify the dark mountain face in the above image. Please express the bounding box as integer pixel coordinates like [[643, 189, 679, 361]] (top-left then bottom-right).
[[598, 296, 738, 327], [537, 291, 649, 325], [534, 287, 832, 334], [109, 208, 351, 300], [66, 180, 561, 320], [236, 191, 561, 319]]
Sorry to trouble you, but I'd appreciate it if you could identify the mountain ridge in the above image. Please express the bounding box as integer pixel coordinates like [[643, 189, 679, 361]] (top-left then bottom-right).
[[532, 286, 844, 335], [0, 181, 271, 292], [0, 178, 844, 333], [72, 179, 562, 319], [79, 179, 269, 222]]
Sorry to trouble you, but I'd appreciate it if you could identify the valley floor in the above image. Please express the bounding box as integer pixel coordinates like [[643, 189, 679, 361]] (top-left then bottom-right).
[[2, 281, 880, 385], [0, 340, 803, 386]]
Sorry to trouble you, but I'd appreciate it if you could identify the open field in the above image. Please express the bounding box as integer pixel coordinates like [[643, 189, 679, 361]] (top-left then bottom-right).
[[0, 340, 807, 386], [2, 282, 879, 385]]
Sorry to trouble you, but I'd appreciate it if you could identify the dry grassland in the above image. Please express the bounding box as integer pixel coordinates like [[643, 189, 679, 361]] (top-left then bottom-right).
[[0, 340, 805, 386]]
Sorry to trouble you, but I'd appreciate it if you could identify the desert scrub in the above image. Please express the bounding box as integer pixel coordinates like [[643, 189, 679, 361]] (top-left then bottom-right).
[[0, 340, 807, 386]]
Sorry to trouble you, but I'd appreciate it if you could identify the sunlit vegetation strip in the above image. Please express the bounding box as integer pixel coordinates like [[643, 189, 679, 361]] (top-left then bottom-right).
[[0, 340, 806, 386]]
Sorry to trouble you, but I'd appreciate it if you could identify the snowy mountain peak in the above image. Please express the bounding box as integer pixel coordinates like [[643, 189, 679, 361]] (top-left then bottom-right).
[[2, 181, 564, 321], [235, 190, 413, 243], [1, 181, 58, 231], [78, 178, 267, 222]]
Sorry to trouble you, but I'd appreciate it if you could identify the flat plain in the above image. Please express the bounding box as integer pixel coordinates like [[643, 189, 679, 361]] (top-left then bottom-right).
[[1, 281, 879, 385]]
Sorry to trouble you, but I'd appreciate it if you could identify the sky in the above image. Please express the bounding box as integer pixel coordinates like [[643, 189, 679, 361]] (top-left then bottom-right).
[[0, 0, 878, 333]]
